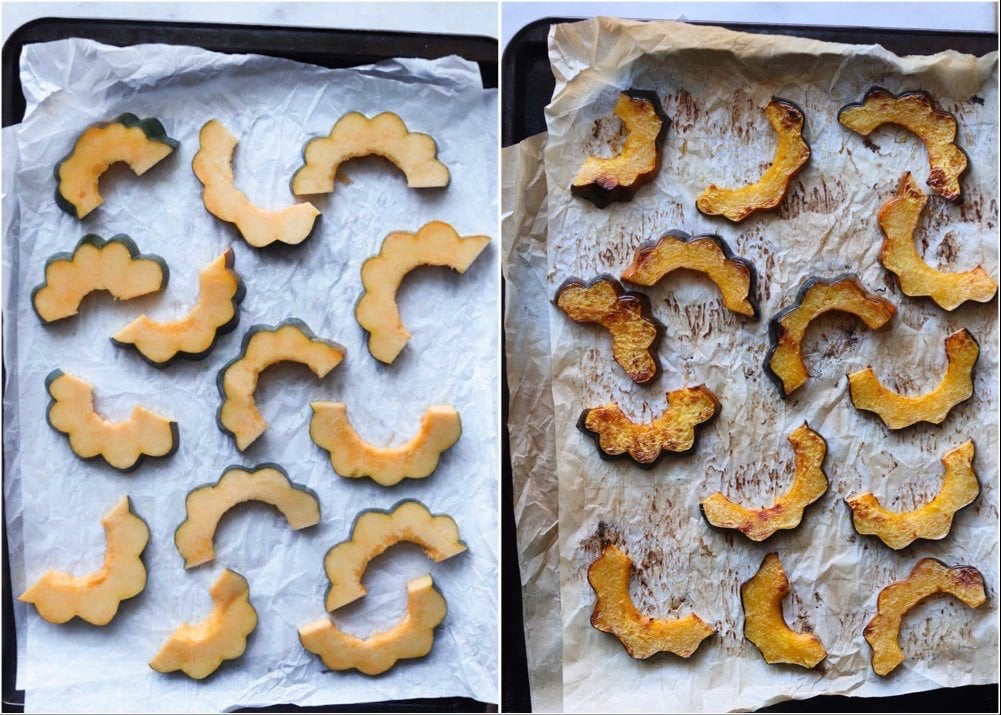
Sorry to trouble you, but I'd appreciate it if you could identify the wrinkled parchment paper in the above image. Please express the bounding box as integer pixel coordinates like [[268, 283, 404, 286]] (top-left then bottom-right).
[[507, 18, 998, 713], [3, 38, 497, 712]]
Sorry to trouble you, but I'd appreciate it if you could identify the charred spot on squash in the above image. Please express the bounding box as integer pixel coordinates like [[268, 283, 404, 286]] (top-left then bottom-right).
[[696, 98, 811, 222], [571, 89, 669, 208], [848, 328, 978, 429]]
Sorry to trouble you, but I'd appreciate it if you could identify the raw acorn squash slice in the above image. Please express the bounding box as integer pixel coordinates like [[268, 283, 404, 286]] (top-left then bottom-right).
[[700, 423, 828, 541], [741, 553, 826, 668], [111, 249, 244, 366], [588, 544, 715, 659], [863, 558, 986, 676], [19, 497, 149, 625], [838, 87, 969, 203], [55, 113, 179, 219], [149, 568, 258, 679], [571, 89, 669, 208], [216, 320, 346, 450], [32, 234, 168, 324], [291, 111, 449, 195], [848, 328, 978, 429], [555, 276, 662, 384], [621, 230, 759, 318], [174, 464, 320, 568], [299, 574, 447, 675], [324, 500, 466, 612], [696, 98, 811, 222], [193, 119, 320, 248], [765, 275, 896, 396], [577, 386, 720, 467], [309, 403, 461, 486], [847, 440, 979, 550], [356, 221, 491, 364], [46, 369, 178, 471], [878, 173, 996, 310]]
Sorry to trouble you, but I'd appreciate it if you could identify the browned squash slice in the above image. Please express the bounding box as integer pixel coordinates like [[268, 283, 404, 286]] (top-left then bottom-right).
[[299, 574, 447, 675], [848, 328, 978, 429], [838, 87, 969, 203], [571, 89, 669, 208], [765, 275, 896, 396], [149, 568, 258, 679], [555, 276, 661, 384], [621, 230, 759, 318], [19, 497, 149, 625], [863, 558, 985, 676], [878, 173, 996, 310], [111, 249, 244, 366], [588, 544, 715, 659], [701, 423, 828, 541], [309, 403, 461, 486], [847, 440, 979, 550], [356, 221, 490, 364], [696, 98, 811, 222], [193, 120, 320, 247], [324, 500, 466, 612], [291, 111, 449, 195], [577, 386, 719, 467], [741, 553, 826, 668]]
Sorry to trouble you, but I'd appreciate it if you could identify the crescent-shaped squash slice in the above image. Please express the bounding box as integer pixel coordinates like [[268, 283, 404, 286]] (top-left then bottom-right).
[[355, 221, 491, 364], [216, 320, 346, 450], [299, 574, 447, 675], [765, 275, 896, 396], [701, 423, 828, 541], [149, 568, 258, 679], [741, 553, 826, 668], [193, 120, 320, 247], [291, 111, 449, 195], [863, 558, 986, 676], [55, 113, 179, 219], [577, 386, 720, 467], [571, 89, 669, 208], [111, 249, 244, 366], [878, 173, 996, 310], [555, 276, 662, 384], [324, 500, 466, 612], [46, 369, 178, 471], [847, 440, 979, 550], [309, 403, 461, 486], [838, 87, 969, 203], [588, 544, 715, 659], [696, 98, 811, 222], [19, 497, 149, 625], [174, 464, 320, 568], [621, 230, 759, 318], [32, 234, 168, 324], [848, 328, 978, 429]]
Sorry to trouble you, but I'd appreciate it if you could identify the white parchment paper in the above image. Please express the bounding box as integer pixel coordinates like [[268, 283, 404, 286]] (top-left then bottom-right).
[[3, 38, 498, 712], [509, 18, 997, 713]]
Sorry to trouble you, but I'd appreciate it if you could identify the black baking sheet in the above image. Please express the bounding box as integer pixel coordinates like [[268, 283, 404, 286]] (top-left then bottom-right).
[[1, 16, 497, 713], [499, 16, 999, 714]]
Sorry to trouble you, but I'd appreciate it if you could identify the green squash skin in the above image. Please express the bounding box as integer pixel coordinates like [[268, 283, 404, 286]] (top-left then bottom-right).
[[214, 319, 347, 448], [31, 233, 170, 325], [54, 113, 180, 219], [110, 248, 246, 367], [44, 368, 179, 473]]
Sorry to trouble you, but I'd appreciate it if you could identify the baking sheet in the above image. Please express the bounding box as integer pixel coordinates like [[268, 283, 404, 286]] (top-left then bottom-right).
[[2, 37, 498, 713], [510, 17, 997, 713]]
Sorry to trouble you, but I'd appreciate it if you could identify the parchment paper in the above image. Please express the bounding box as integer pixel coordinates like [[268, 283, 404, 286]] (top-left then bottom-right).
[[515, 18, 998, 712], [2, 38, 498, 712]]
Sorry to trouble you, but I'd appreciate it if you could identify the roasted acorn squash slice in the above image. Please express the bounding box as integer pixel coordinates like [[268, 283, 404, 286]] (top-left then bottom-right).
[[696, 98, 810, 222], [848, 328, 978, 429], [570, 89, 669, 208]]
